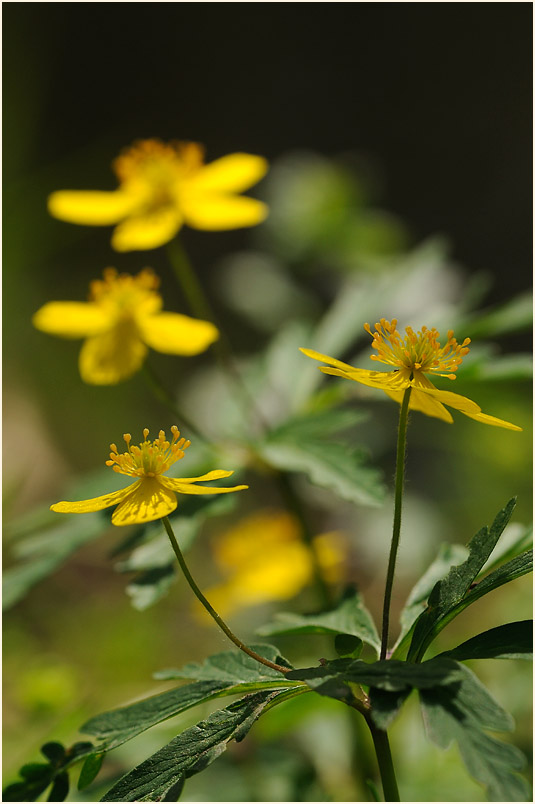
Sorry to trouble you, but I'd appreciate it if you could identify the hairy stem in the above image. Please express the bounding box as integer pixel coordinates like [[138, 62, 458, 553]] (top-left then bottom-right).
[[380, 386, 412, 661], [162, 516, 289, 674]]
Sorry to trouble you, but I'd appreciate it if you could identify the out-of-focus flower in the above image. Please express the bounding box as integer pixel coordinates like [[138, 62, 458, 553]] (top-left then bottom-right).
[[33, 268, 218, 384], [51, 427, 247, 526], [48, 139, 269, 251], [197, 510, 345, 618], [301, 319, 522, 430]]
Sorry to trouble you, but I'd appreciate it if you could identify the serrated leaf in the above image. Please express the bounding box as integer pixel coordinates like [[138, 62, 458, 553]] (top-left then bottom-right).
[[261, 435, 384, 508], [154, 644, 292, 682], [407, 499, 517, 662], [83, 646, 296, 752], [392, 542, 469, 658], [257, 588, 380, 655], [3, 513, 107, 610], [420, 662, 530, 801], [440, 621, 533, 661], [78, 752, 105, 790], [100, 689, 302, 802]]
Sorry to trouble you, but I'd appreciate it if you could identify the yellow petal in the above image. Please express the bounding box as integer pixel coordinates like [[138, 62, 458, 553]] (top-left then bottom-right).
[[418, 385, 482, 414], [33, 302, 110, 338], [48, 190, 137, 225], [111, 208, 182, 252], [161, 470, 234, 486], [159, 476, 248, 495], [384, 388, 454, 423], [111, 478, 177, 526], [299, 347, 359, 372], [321, 365, 410, 392], [138, 312, 219, 355], [459, 410, 523, 431], [180, 194, 268, 230], [186, 154, 268, 193], [51, 482, 136, 514], [79, 321, 147, 384]]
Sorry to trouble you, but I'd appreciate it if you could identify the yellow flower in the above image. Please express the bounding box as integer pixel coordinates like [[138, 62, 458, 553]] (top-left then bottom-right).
[[301, 318, 522, 431], [48, 139, 269, 251], [33, 268, 219, 384], [51, 427, 248, 526], [196, 510, 345, 618]]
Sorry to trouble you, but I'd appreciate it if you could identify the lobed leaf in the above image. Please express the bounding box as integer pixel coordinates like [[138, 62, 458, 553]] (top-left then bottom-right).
[[154, 643, 292, 682], [257, 588, 380, 655]]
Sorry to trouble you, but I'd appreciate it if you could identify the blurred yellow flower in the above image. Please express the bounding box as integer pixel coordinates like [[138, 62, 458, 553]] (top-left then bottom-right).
[[33, 268, 218, 384], [48, 139, 269, 251], [51, 427, 247, 526], [301, 318, 521, 430], [197, 510, 345, 619]]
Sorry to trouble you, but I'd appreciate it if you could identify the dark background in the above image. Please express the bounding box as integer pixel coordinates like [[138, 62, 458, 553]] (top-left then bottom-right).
[[4, 2, 532, 303]]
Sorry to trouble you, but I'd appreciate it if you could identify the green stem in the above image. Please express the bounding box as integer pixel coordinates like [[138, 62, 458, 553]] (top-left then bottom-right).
[[141, 363, 206, 444], [167, 239, 268, 434], [162, 516, 289, 675], [276, 471, 332, 610], [365, 717, 401, 801], [380, 387, 412, 661]]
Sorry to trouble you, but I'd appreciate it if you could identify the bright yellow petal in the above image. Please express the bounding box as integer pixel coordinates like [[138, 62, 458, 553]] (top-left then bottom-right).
[[79, 321, 147, 384], [459, 410, 523, 431], [33, 302, 110, 338], [186, 154, 268, 193], [111, 478, 177, 526], [111, 208, 182, 251], [321, 365, 410, 392], [384, 388, 454, 423], [51, 482, 137, 514], [159, 476, 248, 496], [180, 194, 268, 230], [160, 470, 234, 487], [138, 312, 219, 356], [418, 386, 482, 414], [299, 347, 359, 373], [48, 190, 137, 225]]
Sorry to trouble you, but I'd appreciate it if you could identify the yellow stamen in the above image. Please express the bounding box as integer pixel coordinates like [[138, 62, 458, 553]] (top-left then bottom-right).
[[364, 318, 470, 378], [106, 426, 190, 478]]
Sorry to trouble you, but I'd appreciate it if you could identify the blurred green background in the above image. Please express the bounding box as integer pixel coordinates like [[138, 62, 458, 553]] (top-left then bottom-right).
[[3, 5, 532, 802]]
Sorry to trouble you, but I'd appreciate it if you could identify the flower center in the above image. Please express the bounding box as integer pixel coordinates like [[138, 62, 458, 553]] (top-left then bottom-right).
[[364, 318, 470, 378], [89, 268, 162, 318], [113, 139, 204, 187], [106, 426, 191, 478]]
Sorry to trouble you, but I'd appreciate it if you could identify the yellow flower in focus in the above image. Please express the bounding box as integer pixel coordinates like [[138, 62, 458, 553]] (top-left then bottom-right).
[[48, 139, 269, 251], [51, 427, 248, 526], [301, 319, 522, 430], [33, 268, 219, 384], [197, 510, 345, 619]]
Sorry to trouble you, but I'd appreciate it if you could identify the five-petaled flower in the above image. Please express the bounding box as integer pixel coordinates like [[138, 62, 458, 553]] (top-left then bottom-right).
[[51, 427, 248, 526], [48, 139, 269, 251], [301, 318, 522, 431], [32, 268, 219, 384]]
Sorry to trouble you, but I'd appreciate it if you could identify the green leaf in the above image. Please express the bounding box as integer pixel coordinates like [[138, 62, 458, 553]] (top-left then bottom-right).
[[3, 513, 107, 610], [47, 771, 69, 802], [392, 542, 469, 658], [420, 663, 530, 800], [40, 742, 66, 765], [100, 689, 304, 802], [439, 621, 533, 661], [83, 646, 297, 752], [479, 523, 532, 576], [154, 643, 292, 682], [260, 416, 385, 507], [78, 752, 105, 791], [407, 499, 517, 662], [257, 588, 381, 655], [462, 292, 533, 339], [335, 634, 363, 659], [125, 565, 176, 611]]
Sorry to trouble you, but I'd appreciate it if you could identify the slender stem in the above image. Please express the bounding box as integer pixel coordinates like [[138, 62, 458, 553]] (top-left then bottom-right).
[[276, 471, 332, 609], [380, 387, 412, 661], [141, 363, 206, 444], [365, 717, 401, 802], [162, 516, 289, 675]]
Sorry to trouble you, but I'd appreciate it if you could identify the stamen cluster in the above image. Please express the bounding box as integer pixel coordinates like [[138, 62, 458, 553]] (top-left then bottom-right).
[[364, 318, 470, 378], [106, 426, 191, 478], [113, 139, 203, 183]]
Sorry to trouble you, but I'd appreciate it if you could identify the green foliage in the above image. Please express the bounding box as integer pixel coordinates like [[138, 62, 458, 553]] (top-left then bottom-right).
[[153, 643, 292, 682], [258, 587, 380, 655], [439, 621, 533, 661], [100, 688, 305, 802], [3, 741, 93, 802], [407, 499, 518, 662]]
